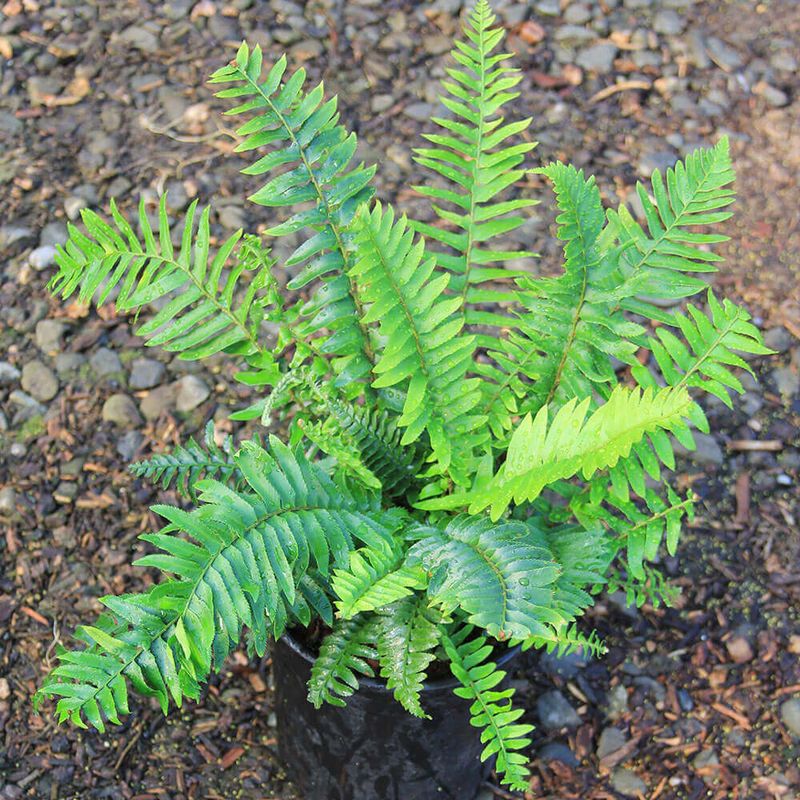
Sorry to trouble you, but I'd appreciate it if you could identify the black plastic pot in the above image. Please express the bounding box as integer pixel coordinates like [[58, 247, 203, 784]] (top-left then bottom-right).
[[272, 632, 520, 800]]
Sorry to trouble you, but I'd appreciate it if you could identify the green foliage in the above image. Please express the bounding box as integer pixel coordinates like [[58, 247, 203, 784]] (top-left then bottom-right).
[[210, 42, 376, 387], [308, 616, 378, 708], [411, 0, 538, 325], [50, 196, 280, 377], [36, 438, 398, 729], [130, 422, 244, 498], [442, 627, 533, 791], [409, 516, 561, 641], [376, 597, 443, 718], [36, 3, 769, 791], [351, 202, 486, 485]]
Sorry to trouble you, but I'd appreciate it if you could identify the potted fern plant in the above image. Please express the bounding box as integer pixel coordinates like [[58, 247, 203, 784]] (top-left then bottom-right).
[[34, 1, 770, 797]]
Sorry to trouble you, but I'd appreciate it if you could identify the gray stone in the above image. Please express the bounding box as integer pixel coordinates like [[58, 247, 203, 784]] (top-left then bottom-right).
[[676, 432, 724, 466], [289, 39, 323, 62], [0, 362, 21, 386], [537, 742, 579, 767], [609, 591, 640, 619], [780, 698, 800, 739], [117, 430, 145, 461], [606, 684, 629, 720], [35, 320, 68, 354], [102, 394, 143, 427], [539, 648, 588, 679], [21, 361, 59, 402], [54, 353, 86, 376], [0, 410, 7, 431], [64, 196, 88, 221], [0, 225, 33, 249], [39, 222, 68, 248], [763, 326, 793, 353], [90, 347, 123, 377], [770, 51, 798, 72], [28, 245, 58, 271], [563, 4, 591, 24], [217, 205, 247, 230], [637, 150, 677, 177], [611, 768, 647, 797], [118, 25, 160, 53], [140, 384, 177, 420], [705, 36, 744, 71], [597, 727, 628, 760], [554, 25, 596, 46], [176, 375, 211, 412], [0, 487, 16, 516], [754, 82, 789, 107], [653, 9, 684, 35], [536, 690, 581, 732], [403, 102, 436, 122], [129, 358, 166, 390], [576, 43, 618, 72], [534, 0, 560, 14]]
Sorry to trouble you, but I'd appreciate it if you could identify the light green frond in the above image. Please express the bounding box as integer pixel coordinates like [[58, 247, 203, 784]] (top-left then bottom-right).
[[421, 386, 692, 518], [49, 196, 279, 376], [412, 0, 538, 322], [210, 42, 376, 387], [332, 546, 427, 619], [608, 137, 736, 322], [442, 626, 533, 791]]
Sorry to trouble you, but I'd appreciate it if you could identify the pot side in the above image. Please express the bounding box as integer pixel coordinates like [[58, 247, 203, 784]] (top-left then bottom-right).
[[272, 632, 520, 800]]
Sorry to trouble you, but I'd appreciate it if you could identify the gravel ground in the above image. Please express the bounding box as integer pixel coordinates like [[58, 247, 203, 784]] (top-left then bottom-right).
[[1, 1, 799, 798]]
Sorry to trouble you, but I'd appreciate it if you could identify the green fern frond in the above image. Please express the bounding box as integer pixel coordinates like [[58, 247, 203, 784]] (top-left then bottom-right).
[[129, 422, 245, 498], [351, 202, 486, 484], [608, 137, 736, 321], [412, 0, 538, 322], [442, 627, 533, 791], [572, 482, 694, 581], [376, 597, 443, 718], [421, 385, 692, 518], [49, 196, 279, 375], [209, 43, 376, 387], [633, 290, 772, 411], [408, 516, 561, 640], [332, 546, 427, 619], [308, 616, 378, 708], [521, 624, 606, 659], [35, 438, 399, 731]]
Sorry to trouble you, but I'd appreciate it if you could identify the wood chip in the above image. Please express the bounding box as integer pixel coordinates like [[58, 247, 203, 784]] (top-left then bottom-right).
[[220, 746, 245, 769], [712, 702, 752, 729], [728, 439, 783, 451], [588, 80, 651, 105]]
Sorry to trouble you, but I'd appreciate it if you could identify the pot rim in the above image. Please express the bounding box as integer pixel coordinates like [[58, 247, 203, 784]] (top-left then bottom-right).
[[279, 628, 521, 694]]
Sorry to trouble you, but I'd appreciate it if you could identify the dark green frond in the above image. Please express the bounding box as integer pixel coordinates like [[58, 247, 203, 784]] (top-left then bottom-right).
[[35, 437, 399, 731], [408, 516, 561, 640], [376, 597, 443, 718], [209, 43, 376, 387], [129, 422, 246, 498], [308, 616, 378, 708], [442, 626, 532, 791]]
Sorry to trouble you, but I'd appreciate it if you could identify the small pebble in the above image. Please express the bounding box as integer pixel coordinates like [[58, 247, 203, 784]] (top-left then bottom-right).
[[28, 245, 58, 271]]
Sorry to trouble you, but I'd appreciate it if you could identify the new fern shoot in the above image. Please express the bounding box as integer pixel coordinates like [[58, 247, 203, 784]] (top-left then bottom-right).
[[35, 1, 770, 792]]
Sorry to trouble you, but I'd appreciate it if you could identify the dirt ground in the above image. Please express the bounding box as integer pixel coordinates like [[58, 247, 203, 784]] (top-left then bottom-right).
[[1, 0, 799, 798]]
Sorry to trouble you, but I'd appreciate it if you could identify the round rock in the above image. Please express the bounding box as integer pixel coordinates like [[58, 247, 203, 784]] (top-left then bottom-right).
[[29, 245, 58, 271], [21, 360, 59, 402], [129, 358, 166, 390], [102, 393, 143, 428], [611, 768, 647, 797], [176, 375, 211, 412], [90, 347, 123, 377], [536, 690, 581, 731], [780, 698, 800, 739]]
